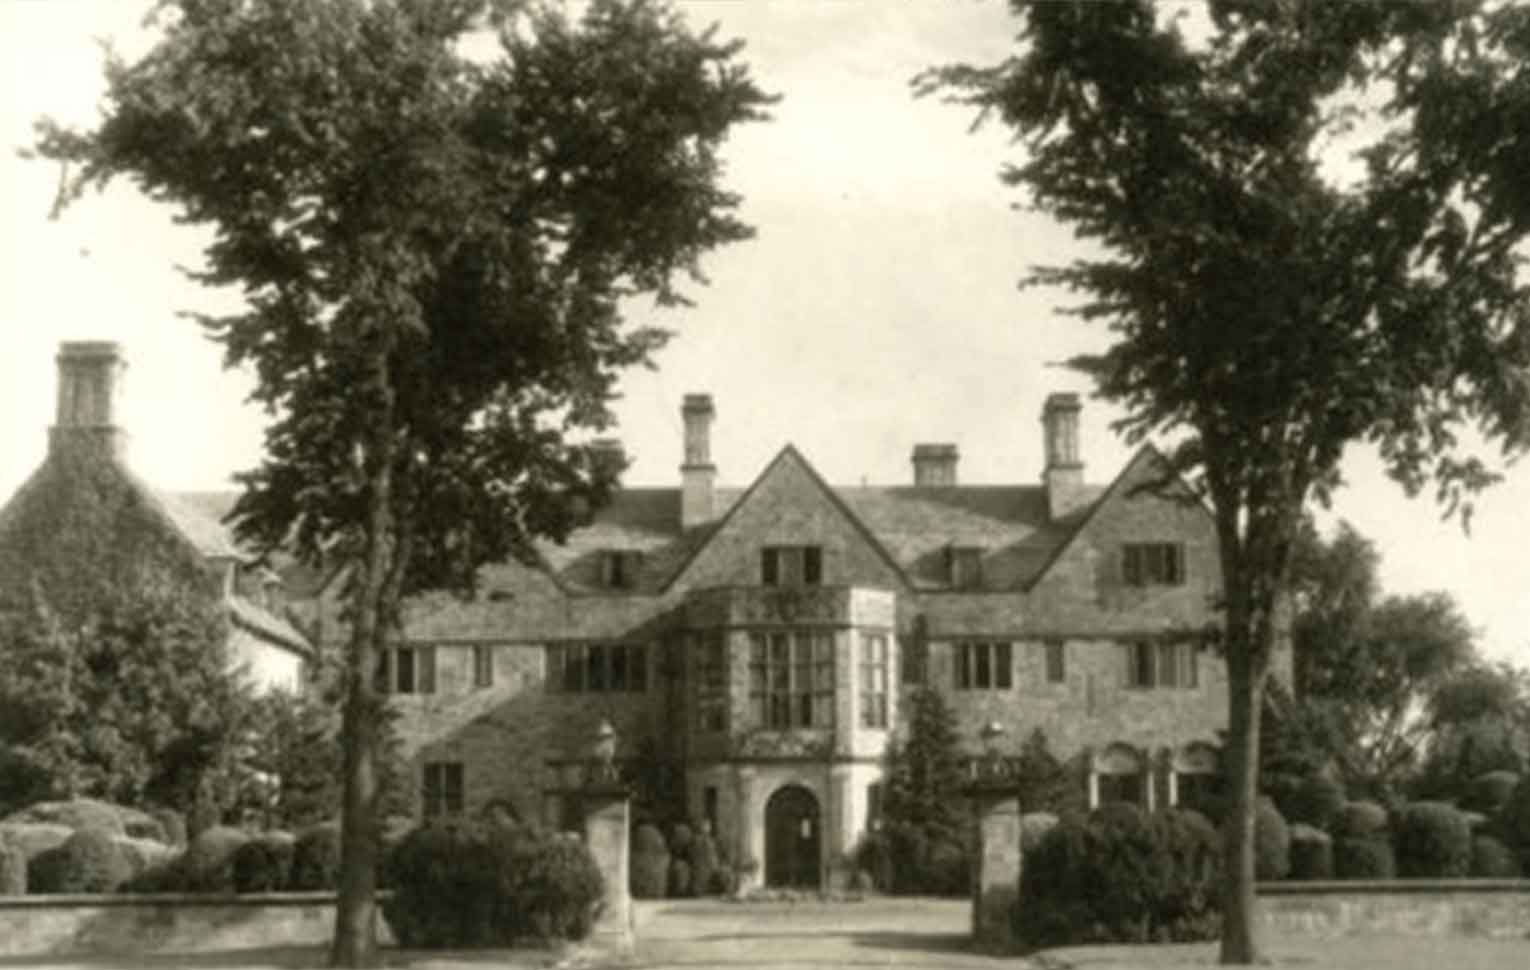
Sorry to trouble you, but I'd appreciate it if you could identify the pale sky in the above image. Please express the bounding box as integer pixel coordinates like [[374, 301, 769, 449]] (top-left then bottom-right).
[[2, 0, 1526, 669]]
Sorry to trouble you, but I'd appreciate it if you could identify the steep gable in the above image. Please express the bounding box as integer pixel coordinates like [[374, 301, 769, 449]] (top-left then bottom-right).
[[666, 446, 907, 592], [1024, 444, 1221, 633]]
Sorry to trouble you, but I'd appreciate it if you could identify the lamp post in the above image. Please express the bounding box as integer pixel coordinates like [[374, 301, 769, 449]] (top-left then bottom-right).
[[587, 718, 619, 786]]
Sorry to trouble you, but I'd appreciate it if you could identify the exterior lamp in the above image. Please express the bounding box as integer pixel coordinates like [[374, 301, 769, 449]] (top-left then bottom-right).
[[978, 720, 1009, 782], [587, 718, 619, 785]]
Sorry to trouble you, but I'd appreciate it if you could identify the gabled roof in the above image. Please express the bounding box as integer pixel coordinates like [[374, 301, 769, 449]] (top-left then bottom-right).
[[1022, 442, 1211, 592]]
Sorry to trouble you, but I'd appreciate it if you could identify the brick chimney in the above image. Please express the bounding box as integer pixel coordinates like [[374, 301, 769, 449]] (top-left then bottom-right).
[[1042, 392, 1086, 519], [50, 341, 128, 461], [680, 393, 716, 529], [911, 443, 958, 487]]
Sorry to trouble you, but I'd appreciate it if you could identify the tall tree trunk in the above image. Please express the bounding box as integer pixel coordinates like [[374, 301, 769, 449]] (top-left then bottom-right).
[[1220, 621, 1270, 965], [331, 350, 397, 970]]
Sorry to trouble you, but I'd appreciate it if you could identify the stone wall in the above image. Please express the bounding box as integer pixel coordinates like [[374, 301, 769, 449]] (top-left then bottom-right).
[[1257, 880, 1530, 939], [0, 892, 395, 957]]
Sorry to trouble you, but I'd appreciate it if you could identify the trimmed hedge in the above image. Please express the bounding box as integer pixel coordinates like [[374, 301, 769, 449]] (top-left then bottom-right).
[[668, 857, 692, 898], [1500, 774, 1530, 851], [289, 823, 341, 890], [1334, 837, 1396, 879], [1016, 807, 1222, 946], [1334, 800, 1388, 839], [688, 832, 718, 897], [1254, 797, 1291, 881], [0, 842, 26, 895], [1020, 812, 1059, 855], [29, 829, 132, 893], [178, 826, 249, 892], [3, 799, 125, 838], [150, 807, 188, 848], [630, 824, 669, 899], [0, 823, 71, 862], [1288, 824, 1333, 880], [1469, 834, 1520, 878], [1466, 771, 1520, 815], [1287, 776, 1345, 831], [1393, 802, 1471, 878], [232, 836, 295, 893], [383, 822, 602, 947]]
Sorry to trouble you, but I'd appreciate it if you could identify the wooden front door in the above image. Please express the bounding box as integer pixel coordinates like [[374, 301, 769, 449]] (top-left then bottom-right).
[[765, 785, 820, 888]]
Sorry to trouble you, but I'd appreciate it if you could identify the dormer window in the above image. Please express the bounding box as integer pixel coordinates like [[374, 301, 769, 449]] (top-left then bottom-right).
[[1122, 543, 1186, 586], [761, 545, 822, 587], [947, 546, 982, 589], [602, 550, 641, 590]]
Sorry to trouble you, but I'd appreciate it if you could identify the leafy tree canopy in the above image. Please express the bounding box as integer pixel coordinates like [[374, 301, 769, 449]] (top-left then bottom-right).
[[33, 2, 770, 962], [923, 2, 1530, 961]]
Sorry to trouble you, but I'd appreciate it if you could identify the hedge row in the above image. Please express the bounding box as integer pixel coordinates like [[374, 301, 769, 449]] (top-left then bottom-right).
[[630, 821, 734, 898]]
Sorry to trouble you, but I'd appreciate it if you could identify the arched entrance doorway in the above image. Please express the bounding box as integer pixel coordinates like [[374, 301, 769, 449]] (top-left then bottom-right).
[[764, 785, 820, 889]]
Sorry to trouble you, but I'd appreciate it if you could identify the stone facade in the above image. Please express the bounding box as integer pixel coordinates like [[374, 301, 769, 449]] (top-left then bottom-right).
[[322, 391, 1247, 891]]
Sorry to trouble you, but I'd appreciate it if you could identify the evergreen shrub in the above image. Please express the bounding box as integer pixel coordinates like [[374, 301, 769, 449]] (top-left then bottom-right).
[[630, 823, 669, 899], [1254, 796, 1291, 880], [1287, 824, 1333, 880], [688, 831, 718, 896], [29, 829, 131, 893], [2, 799, 125, 837], [1499, 774, 1530, 851], [232, 836, 294, 893], [1466, 771, 1520, 815], [151, 807, 187, 847], [1288, 775, 1345, 830], [668, 822, 694, 857], [178, 826, 249, 892], [0, 841, 26, 895], [288, 823, 341, 890], [383, 822, 602, 947], [1393, 802, 1471, 877], [668, 857, 692, 897], [1469, 834, 1520, 877], [1015, 807, 1222, 946], [1020, 812, 1059, 855], [1333, 837, 1395, 879], [1334, 800, 1388, 839]]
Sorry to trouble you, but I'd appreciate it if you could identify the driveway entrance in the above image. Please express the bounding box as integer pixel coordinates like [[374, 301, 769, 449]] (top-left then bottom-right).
[[763, 784, 819, 889]]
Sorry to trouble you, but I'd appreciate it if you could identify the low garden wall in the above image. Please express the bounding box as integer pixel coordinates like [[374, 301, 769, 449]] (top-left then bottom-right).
[[0, 891, 397, 957], [1257, 879, 1530, 939]]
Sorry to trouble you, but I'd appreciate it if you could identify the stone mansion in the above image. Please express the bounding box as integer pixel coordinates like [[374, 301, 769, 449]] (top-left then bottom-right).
[[2, 342, 1242, 891]]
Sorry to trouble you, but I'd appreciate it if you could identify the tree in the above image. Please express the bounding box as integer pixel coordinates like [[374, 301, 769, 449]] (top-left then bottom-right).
[[882, 686, 966, 834], [245, 687, 344, 832], [1413, 661, 1530, 799], [0, 585, 253, 823], [1282, 520, 1477, 794], [924, 2, 1530, 961], [34, 1, 770, 963]]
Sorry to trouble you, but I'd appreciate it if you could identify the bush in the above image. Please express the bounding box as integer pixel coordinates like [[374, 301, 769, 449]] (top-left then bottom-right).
[[630, 823, 669, 899], [113, 836, 173, 880], [149, 807, 187, 847], [384, 822, 601, 947], [1393, 802, 1471, 878], [1334, 837, 1396, 879], [2, 799, 125, 837], [1287, 776, 1345, 831], [668, 822, 694, 857], [688, 832, 718, 897], [1334, 800, 1388, 839], [1499, 774, 1530, 851], [1469, 834, 1520, 877], [667, 857, 692, 898], [1016, 807, 1222, 946], [1466, 771, 1520, 815], [29, 829, 131, 893], [1020, 812, 1059, 855], [1288, 824, 1333, 880], [232, 836, 294, 893], [0, 842, 26, 895], [0, 822, 71, 862], [1254, 796, 1291, 880], [178, 826, 249, 892], [288, 823, 341, 890], [517, 834, 604, 942]]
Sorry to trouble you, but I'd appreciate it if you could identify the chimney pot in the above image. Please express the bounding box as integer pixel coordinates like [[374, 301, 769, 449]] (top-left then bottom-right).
[[911, 442, 959, 487], [50, 341, 128, 461], [680, 393, 716, 527], [1041, 393, 1086, 519]]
